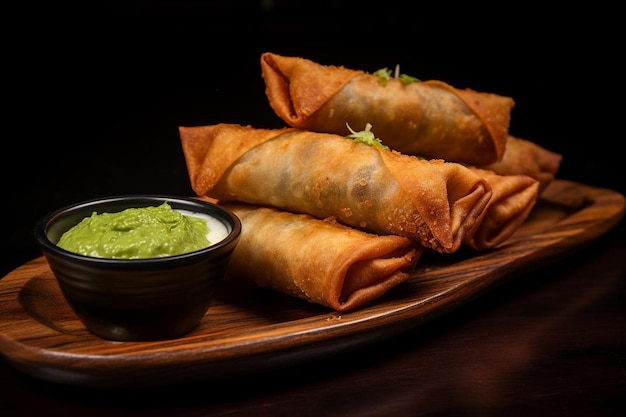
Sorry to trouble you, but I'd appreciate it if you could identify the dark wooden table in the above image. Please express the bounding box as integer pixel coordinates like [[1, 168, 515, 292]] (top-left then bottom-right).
[[1, 221, 624, 416]]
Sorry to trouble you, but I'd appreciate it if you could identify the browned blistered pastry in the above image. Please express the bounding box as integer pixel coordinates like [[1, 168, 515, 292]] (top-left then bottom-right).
[[180, 123, 492, 253], [480, 136, 562, 194], [260, 52, 515, 166], [216, 201, 421, 312], [464, 168, 540, 250]]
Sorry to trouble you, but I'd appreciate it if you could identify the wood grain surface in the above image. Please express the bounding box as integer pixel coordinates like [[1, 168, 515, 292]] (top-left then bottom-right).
[[0, 179, 624, 388]]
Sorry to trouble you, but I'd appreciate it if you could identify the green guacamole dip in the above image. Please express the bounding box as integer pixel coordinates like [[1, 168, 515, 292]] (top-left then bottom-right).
[[57, 202, 211, 259]]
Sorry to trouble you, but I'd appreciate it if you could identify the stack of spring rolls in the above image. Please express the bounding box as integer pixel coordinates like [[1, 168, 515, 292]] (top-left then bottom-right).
[[178, 52, 563, 312]]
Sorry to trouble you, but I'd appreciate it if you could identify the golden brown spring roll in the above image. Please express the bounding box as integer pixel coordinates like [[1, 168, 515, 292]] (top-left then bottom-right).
[[260, 52, 515, 166], [480, 136, 562, 194], [180, 123, 493, 254], [464, 168, 540, 250], [217, 201, 421, 311]]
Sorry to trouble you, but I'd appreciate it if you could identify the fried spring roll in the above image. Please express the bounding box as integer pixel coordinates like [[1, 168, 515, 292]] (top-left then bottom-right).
[[179, 123, 493, 253], [217, 202, 421, 311], [260, 52, 515, 166], [464, 168, 540, 250], [480, 136, 563, 194]]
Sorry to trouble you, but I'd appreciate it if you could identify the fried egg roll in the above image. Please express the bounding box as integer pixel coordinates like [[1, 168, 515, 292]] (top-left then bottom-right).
[[217, 202, 421, 312], [260, 52, 515, 166], [464, 168, 540, 250], [179, 123, 492, 253], [480, 136, 562, 194]]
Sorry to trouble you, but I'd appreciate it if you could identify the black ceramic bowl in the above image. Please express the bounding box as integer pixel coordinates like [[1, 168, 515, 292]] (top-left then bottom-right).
[[34, 195, 241, 341]]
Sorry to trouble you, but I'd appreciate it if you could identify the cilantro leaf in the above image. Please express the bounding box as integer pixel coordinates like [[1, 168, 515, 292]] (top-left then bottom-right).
[[345, 123, 389, 150], [373, 68, 392, 86], [374, 65, 421, 86], [399, 73, 420, 84]]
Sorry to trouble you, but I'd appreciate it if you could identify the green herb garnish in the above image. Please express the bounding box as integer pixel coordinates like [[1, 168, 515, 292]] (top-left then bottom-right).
[[373, 68, 392, 85], [373, 64, 420, 85], [399, 73, 420, 84], [346, 123, 389, 150]]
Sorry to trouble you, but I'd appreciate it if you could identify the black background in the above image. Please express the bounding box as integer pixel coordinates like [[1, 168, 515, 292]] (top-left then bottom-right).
[[2, 1, 624, 277]]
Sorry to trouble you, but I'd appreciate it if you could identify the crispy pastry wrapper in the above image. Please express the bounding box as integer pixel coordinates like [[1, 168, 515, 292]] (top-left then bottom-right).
[[480, 135, 562, 194], [260, 52, 515, 166], [179, 123, 493, 253], [213, 201, 421, 312], [464, 168, 540, 250]]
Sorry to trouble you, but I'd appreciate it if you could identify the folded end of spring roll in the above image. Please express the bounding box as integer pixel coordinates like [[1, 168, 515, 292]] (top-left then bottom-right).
[[179, 123, 297, 196], [221, 202, 422, 312], [378, 151, 493, 253], [463, 168, 540, 250], [261, 52, 359, 126], [480, 135, 563, 194]]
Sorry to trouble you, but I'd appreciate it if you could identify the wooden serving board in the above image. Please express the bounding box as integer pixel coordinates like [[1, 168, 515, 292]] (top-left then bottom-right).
[[0, 179, 624, 388]]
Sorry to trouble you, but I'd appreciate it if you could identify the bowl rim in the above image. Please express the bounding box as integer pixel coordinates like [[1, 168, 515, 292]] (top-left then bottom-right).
[[34, 195, 242, 266]]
